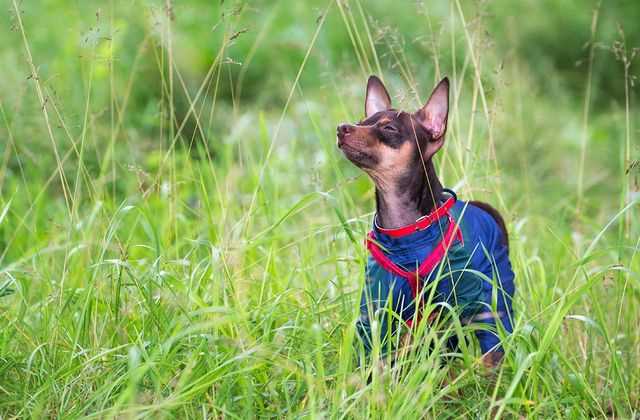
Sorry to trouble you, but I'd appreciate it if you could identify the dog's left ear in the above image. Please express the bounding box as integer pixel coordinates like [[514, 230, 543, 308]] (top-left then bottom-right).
[[415, 77, 449, 146], [365, 75, 391, 118]]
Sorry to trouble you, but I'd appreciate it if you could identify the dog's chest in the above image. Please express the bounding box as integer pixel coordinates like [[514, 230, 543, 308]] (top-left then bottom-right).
[[365, 201, 510, 314]]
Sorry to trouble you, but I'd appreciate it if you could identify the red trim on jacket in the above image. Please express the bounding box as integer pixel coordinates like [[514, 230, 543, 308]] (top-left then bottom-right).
[[366, 198, 463, 327]]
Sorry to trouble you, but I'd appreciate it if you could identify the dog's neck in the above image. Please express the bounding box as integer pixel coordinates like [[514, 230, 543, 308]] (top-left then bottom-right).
[[374, 159, 443, 229]]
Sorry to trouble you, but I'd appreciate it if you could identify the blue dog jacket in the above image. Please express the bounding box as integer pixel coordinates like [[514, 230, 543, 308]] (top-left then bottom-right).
[[356, 190, 515, 356]]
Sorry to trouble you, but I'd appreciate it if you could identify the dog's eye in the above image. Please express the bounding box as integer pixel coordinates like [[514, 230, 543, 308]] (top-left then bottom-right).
[[382, 124, 398, 132]]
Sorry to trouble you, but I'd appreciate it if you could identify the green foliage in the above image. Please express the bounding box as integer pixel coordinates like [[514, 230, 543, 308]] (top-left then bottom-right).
[[0, 0, 639, 417]]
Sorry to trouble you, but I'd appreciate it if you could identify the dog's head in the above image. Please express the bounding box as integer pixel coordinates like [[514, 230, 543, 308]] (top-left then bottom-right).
[[336, 76, 449, 184]]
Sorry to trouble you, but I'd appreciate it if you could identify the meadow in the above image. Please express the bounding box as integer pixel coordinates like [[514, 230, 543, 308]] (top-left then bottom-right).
[[1, 0, 639, 418]]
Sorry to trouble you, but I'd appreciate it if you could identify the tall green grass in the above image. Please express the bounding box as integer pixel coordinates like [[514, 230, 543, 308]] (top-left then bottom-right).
[[0, 0, 638, 418]]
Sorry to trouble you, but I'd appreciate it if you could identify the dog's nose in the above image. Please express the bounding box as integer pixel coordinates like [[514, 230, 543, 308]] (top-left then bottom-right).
[[337, 124, 354, 137]]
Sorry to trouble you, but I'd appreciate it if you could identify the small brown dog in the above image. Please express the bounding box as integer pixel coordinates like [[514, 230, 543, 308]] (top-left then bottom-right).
[[337, 76, 515, 367]]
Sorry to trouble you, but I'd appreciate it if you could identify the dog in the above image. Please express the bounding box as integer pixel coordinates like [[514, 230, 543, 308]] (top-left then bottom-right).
[[336, 75, 515, 368]]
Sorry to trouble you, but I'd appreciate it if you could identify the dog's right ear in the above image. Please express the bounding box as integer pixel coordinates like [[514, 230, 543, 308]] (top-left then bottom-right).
[[415, 77, 449, 141], [365, 75, 391, 118], [414, 77, 449, 159]]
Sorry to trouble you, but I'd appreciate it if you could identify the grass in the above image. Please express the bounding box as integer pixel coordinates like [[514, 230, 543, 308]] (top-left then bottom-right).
[[0, 0, 639, 418]]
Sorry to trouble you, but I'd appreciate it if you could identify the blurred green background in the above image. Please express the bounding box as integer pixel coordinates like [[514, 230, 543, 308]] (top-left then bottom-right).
[[1, 0, 638, 187], [0, 0, 639, 417]]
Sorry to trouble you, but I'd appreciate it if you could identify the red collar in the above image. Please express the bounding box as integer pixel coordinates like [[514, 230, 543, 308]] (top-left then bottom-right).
[[374, 192, 457, 238]]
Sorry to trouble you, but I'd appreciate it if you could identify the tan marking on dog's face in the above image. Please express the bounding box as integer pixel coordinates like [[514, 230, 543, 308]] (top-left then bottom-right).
[[373, 140, 415, 183]]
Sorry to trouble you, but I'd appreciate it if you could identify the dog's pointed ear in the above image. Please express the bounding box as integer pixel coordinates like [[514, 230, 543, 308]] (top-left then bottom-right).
[[415, 77, 449, 142], [365, 75, 391, 118]]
